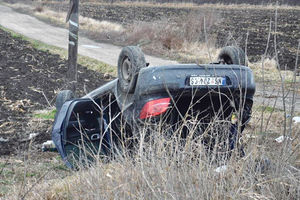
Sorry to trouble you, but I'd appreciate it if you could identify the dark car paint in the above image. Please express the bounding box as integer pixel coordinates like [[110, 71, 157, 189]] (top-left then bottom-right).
[[52, 64, 255, 168]]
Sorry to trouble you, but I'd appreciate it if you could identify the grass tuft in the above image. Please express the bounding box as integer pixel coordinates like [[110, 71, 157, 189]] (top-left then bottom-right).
[[33, 109, 56, 120]]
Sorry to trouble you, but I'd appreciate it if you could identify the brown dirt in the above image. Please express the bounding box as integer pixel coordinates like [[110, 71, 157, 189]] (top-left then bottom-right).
[[213, 8, 300, 70], [0, 28, 109, 156]]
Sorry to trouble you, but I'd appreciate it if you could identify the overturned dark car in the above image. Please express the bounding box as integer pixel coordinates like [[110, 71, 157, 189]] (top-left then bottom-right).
[[52, 46, 255, 168]]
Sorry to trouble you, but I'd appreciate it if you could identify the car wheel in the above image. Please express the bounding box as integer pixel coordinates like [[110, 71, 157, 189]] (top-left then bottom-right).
[[55, 90, 74, 113], [218, 46, 248, 66], [118, 46, 146, 93]]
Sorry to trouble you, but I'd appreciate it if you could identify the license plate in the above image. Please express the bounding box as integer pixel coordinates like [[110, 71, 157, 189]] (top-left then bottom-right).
[[189, 76, 226, 86]]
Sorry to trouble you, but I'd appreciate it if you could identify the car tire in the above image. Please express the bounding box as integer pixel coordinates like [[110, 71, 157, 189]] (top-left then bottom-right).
[[218, 46, 248, 66], [55, 90, 74, 113], [117, 46, 147, 93]]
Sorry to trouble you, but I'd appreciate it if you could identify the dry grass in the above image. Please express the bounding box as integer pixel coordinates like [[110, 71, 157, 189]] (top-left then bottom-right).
[[0, 153, 70, 199], [124, 11, 220, 62], [250, 58, 300, 83], [10, 106, 300, 200], [6, 3, 124, 38], [177, 41, 219, 64], [33, 6, 124, 35]]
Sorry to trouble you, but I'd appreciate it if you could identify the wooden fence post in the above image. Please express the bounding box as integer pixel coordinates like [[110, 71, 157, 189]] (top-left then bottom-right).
[[66, 0, 79, 94]]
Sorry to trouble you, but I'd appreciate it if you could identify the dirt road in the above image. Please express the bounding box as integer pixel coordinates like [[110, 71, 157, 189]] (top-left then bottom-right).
[[255, 83, 300, 113], [0, 4, 177, 67]]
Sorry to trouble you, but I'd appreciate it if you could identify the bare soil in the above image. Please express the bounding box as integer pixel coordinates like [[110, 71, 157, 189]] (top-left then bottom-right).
[[0, 28, 109, 156], [214, 8, 300, 70]]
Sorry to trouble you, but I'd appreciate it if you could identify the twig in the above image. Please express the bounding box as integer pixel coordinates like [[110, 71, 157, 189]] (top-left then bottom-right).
[[20, 170, 50, 200], [203, 16, 212, 63], [288, 41, 300, 137], [260, 19, 272, 133], [274, 5, 287, 137], [0, 159, 9, 176], [264, 89, 280, 133], [42, 91, 52, 107], [138, 130, 160, 200]]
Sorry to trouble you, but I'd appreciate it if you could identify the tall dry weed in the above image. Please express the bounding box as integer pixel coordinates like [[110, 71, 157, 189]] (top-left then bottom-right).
[[24, 121, 299, 199], [124, 10, 220, 61], [17, 85, 300, 199]]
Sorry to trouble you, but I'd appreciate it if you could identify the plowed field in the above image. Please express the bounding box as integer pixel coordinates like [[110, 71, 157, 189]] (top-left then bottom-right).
[[0, 29, 109, 156]]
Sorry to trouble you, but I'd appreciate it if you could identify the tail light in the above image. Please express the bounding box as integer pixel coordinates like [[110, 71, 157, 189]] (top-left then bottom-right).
[[139, 98, 171, 119]]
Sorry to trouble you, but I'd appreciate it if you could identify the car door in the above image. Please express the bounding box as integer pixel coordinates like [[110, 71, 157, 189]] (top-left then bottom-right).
[[52, 98, 110, 168]]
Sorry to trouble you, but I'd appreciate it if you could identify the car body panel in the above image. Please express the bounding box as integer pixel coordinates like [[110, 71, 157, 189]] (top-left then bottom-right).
[[53, 64, 255, 168]]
